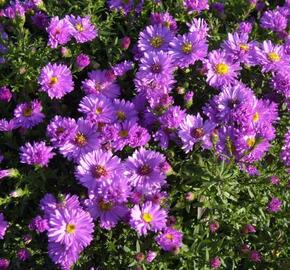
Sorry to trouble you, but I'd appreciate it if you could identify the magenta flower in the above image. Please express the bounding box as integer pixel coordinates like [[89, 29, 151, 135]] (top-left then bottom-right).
[[253, 40, 287, 72], [150, 12, 177, 32], [20, 141, 55, 167], [179, 113, 215, 153], [130, 201, 167, 235], [0, 86, 12, 102], [281, 130, 290, 166], [249, 250, 262, 263], [0, 258, 9, 270], [188, 18, 209, 40], [204, 49, 241, 89], [82, 70, 120, 99], [85, 196, 128, 230], [183, 0, 209, 13], [76, 53, 90, 69], [47, 16, 73, 48], [79, 94, 115, 124], [14, 99, 44, 129], [75, 149, 122, 191], [48, 207, 94, 249], [138, 25, 174, 53], [66, 15, 97, 43], [17, 248, 30, 261], [169, 32, 208, 68], [46, 116, 77, 147], [124, 147, 167, 194], [210, 257, 221, 269], [59, 118, 100, 162], [0, 213, 8, 239], [266, 197, 282, 213], [39, 63, 74, 99], [155, 227, 183, 251]]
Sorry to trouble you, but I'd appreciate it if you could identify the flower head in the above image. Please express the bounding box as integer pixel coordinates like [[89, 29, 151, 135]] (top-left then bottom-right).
[[155, 227, 183, 251], [39, 63, 74, 99]]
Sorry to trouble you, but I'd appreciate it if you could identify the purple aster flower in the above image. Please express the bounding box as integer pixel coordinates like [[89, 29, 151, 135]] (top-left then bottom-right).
[[130, 201, 167, 235], [187, 18, 209, 40], [146, 250, 157, 263], [82, 70, 120, 99], [210, 257, 221, 269], [128, 123, 151, 148], [75, 149, 122, 191], [150, 12, 177, 32], [0, 258, 9, 270], [0, 213, 8, 239], [95, 174, 130, 204], [155, 227, 183, 251], [48, 242, 80, 270], [66, 15, 97, 43], [204, 49, 241, 89], [136, 51, 174, 92], [260, 10, 287, 33], [112, 60, 134, 77], [169, 32, 208, 68], [14, 99, 44, 129], [48, 207, 94, 249], [249, 250, 262, 263], [281, 130, 290, 166], [267, 197, 282, 213], [179, 113, 215, 153], [17, 248, 30, 261], [112, 99, 138, 123], [31, 11, 49, 30], [271, 71, 290, 98], [204, 83, 255, 124], [222, 32, 257, 64], [85, 195, 128, 229], [20, 141, 55, 167], [76, 53, 90, 69], [46, 116, 78, 147], [138, 25, 174, 53], [124, 147, 167, 194], [211, 2, 225, 15], [108, 0, 141, 15], [47, 16, 73, 48], [183, 0, 209, 13], [29, 215, 49, 233], [159, 106, 186, 129], [79, 94, 115, 124], [59, 118, 100, 162], [252, 40, 287, 72], [0, 86, 12, 102], [238, 21, 253, 34], [39, 63, 74, 99]]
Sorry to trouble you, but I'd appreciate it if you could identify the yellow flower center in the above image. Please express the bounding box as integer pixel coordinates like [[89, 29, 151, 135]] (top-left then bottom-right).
[[95, 83, 102, 92], [267, 52, 280, 62], [191, 127, 205, 139], [119, 130, 128, 138], [215, 63, 229, 75], [66, 223, 76, 234], [246, 137, 256, 148], [75, 132, 87, 146], [76, 23, 84, 32], [50, 76, 58, 85], [93, 165, 107, 178], [116, 111, 126, 121], [239, 44, 249, 51], [165, 233, 174, 240], [142, 212, 153, 223], [150, 36, 164, 48], [23, 107, 33, 117], [163, 21, 171, 28], [96, 107, 103, 115], [253, 112, 259, 122], [138, 164, 152, 176], [182, 42, 192, 54], [99, 200, 113, 211]]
